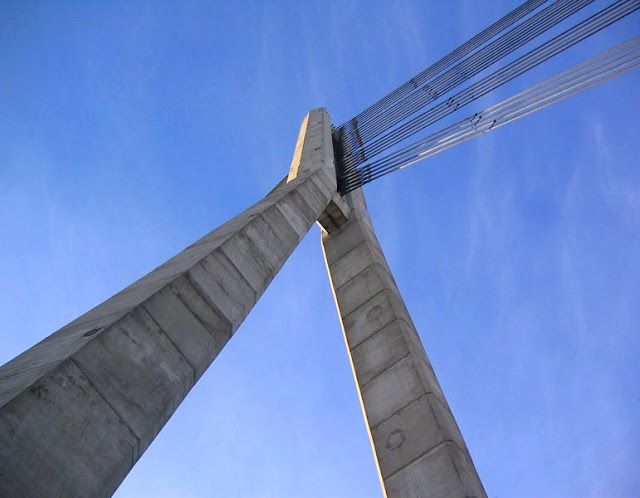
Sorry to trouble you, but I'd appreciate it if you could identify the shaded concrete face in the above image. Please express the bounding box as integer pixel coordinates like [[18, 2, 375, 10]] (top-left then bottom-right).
[[0, 108, 336, 497], [321, 189, 486, 498]]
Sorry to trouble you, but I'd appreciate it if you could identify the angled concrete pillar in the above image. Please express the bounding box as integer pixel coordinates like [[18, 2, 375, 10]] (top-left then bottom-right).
[[321, 189, 486, 498], [0, 108, 335, 497]]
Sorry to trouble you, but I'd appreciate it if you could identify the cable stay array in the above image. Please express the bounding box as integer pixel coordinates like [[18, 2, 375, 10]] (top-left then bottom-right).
[[341, 0, 594, 150], [339, 37, 640, 193], [346, 0, 551, 134], [334, 0, 640, 194]]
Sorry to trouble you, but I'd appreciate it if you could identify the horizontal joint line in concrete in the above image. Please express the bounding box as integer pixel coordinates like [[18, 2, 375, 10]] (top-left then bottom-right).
[[357, 351, 411, 391], [333, 260, 390, 294], [340, 286, 387, 323], [145, 304, 199, 381], [328, 238, 370, 266], [348, 316, 414, 352], [273, 199, 312, 234], [183, 271, 234, 336], [207, 249, 258, 308], [68, 357, 141, 452], [370, 392, 429, 432], [140, 305, 198, 385], [298, 173, 331, 189], [383, 439, 468, 482]]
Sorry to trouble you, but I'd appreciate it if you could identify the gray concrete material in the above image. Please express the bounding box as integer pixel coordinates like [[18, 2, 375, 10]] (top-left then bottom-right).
[[350, 319, 411, 387], [321, 187, 485, 497], [334, 263, 398, 317], [360, 355, 426, 428], [255, 204, 301, 258], [287, 114, 310, 179], [342, 289, 413, 349], [301, 117, 349, 235], [0, 360, 140, 498], [426, 393, 468, 451], [309, 167, 336, 201], [142, 282, 230, 382], [327, 238, 386, 289], [218, 230, 277, 296], [240, 213, 295, 270], [385, 441, 484, 498], [0, 107, 336, 497], [0, 307, 133, 409], [274, 189, 318, 239], [287, 108, 335, 185], [293, 180, 329, 217], [189, 250, 256, 328], [402, 328, 448, 403], [370, 395, 449, 479], [316, 192, 351, 234], [322, 213, 380, 265], [72, 308, 195, 453], [168, 275, 233, 337]]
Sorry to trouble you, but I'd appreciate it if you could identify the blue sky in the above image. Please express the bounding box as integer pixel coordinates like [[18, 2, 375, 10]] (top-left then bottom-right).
[[1, 1, 639, 496]]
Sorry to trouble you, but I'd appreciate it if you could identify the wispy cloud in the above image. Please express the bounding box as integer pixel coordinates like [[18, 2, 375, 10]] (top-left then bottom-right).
[[593, 120, 640, 222]]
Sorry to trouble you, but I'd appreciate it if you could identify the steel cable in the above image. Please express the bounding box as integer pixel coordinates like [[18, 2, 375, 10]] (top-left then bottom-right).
[[346, 38, 640, 184], [338, 0, 639, 175], [342, 0, 550, 131], [348, 0, 594, 145], [339, 37, 640, 193]]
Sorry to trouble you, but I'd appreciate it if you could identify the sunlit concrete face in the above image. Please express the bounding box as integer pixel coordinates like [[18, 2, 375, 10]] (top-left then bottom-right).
[[0, 108, 336, 497], [0, 105, 485, 496], [321, 188, 486, 498]]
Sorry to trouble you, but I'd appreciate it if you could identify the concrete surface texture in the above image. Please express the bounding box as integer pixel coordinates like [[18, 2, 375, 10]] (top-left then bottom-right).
[[321, 188, 486, 498], [0, 108, 335, 497]]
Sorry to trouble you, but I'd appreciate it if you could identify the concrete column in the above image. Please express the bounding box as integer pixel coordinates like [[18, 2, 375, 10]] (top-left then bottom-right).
[[321, 188, 486, 498], [0, 108, 335, 497]]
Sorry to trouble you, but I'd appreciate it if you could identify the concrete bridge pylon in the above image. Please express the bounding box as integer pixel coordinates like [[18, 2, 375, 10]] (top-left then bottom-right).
[[0, 108, 484, 497]]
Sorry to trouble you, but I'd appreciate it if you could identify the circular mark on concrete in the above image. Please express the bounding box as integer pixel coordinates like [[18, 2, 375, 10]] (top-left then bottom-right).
[[366, 305, 383, 323], [385, 429, 406, 451]]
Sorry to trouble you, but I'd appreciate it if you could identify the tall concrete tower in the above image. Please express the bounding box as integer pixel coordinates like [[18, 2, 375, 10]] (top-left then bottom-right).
[[322, 187, 485, 497], [0, 108, 484, 497]]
